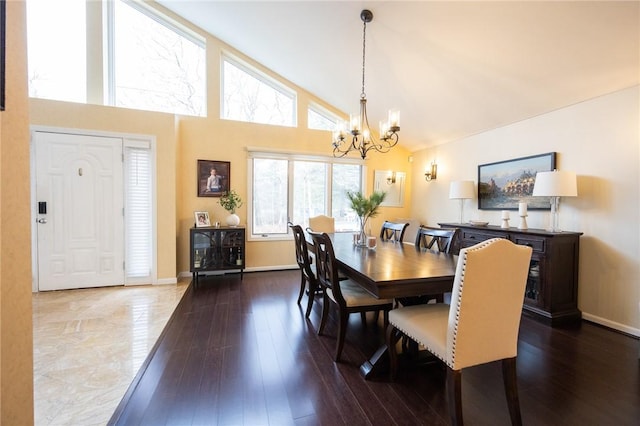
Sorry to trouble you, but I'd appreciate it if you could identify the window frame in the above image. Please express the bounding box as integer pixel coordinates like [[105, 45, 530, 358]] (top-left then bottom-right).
[[246, 149, 366, 241]]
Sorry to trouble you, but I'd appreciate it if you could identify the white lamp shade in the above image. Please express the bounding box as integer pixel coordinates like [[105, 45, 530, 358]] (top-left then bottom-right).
[[532, 171, 577, 197], [449, 180, 475, 199]]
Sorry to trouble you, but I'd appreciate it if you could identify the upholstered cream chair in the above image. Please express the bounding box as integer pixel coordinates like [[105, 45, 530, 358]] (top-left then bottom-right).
[[310, 231, 393, 362], [387, 238, 532, 426], [308, 215, 335, 233]]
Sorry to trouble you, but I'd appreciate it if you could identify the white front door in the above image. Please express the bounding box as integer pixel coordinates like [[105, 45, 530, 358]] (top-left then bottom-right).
[[34, 131, 124, 291]]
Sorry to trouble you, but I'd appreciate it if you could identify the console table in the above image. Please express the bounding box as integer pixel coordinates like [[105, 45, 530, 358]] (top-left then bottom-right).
[[190, 226, 245, 287], [439, 223, 582, 326]]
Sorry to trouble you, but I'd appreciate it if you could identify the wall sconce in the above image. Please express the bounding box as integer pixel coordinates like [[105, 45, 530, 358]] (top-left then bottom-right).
[[386, 171, 396, 185], [424, 162, 438, 181]]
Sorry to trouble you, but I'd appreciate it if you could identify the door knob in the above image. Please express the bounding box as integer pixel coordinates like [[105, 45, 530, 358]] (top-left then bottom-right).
[[37, 218, 47, 224]]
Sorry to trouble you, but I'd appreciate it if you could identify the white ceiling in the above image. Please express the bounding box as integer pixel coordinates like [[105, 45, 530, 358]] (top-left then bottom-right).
[[157, 1, 639, 152]]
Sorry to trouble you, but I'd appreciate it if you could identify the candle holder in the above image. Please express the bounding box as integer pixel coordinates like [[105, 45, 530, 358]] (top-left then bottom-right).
[[518, 214, 528, 230], [501, 210, 510, 229], [518, 202, 528, 230]]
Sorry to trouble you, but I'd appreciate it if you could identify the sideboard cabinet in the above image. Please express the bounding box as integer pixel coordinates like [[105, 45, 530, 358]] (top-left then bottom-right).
[[190, 226, 245, 287], [439, 223, 582, 326]]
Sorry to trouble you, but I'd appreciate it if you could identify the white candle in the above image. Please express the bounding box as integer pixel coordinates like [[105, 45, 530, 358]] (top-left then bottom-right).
[[519, 202, 528, 216], [501, 210, 510, 219]]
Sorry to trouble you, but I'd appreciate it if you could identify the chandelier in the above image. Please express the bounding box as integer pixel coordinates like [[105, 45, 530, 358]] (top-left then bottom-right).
[[332, 9, 400, 160]]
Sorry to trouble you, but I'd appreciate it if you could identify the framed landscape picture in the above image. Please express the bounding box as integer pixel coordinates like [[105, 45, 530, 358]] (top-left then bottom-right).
[[197, 160, 230, 197], [478, 152, 556, 210]]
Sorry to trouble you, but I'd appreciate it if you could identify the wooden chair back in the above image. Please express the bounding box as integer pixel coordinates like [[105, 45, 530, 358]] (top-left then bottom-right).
[[379, 221, 410, 243], [308, 231, 345, 306], [415, 226, 458, 253]]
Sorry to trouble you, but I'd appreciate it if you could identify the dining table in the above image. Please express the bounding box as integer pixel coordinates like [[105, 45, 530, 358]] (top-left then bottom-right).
[[308, 231, 458, 378]]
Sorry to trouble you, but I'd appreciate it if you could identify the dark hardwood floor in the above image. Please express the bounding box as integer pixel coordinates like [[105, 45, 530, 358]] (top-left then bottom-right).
[[109, 270, 639, 425]]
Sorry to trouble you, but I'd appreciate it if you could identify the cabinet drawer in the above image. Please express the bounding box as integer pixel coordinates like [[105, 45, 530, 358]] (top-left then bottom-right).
[[461, 229, 504, 244], [512, 235, 545, 253]]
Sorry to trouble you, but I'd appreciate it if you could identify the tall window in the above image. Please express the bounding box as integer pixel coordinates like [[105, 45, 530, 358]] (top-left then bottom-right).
[[27, 0, 87, 102], [222, 56, 296, 127], [248, 152, 364, 240], [26, 0, 206, 116], [112, 1, 206, 116]]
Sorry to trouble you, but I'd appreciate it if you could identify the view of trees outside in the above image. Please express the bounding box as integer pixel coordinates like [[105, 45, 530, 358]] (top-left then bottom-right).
[[223, 60, 295, 126], [26, 0, 205, 116], [332, 164, 362, 231], [253, 158, 289, 235], [252, 158, 362, 236], [291, 162, 327, 227], [308, 107, 336, 131], [114, 1, 205, 116], [27, 0, 86, 102]]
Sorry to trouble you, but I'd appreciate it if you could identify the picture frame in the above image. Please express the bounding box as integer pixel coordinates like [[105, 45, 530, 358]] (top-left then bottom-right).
[[197, 160, 230, 197], [478, 152, 556, 210], [194, 211, 211, 227]]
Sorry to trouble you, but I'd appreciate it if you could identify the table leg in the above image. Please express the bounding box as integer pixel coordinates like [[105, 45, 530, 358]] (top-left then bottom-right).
[[359, 344, 389, 379]]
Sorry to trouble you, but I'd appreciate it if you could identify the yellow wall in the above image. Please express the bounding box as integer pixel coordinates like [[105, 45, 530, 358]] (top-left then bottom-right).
[[28, 5, 414, 281], [1, 1, 34, 423]]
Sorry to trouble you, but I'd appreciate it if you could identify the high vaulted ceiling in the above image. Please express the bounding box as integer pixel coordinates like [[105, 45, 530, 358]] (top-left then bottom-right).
[[157, 1, 639, 152]]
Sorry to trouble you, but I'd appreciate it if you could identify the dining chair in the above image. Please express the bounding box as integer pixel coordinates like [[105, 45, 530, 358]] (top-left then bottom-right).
[[288, 223, 318, 318], [308, 215, 335, 233], [309, 231, 393, 362], [379, 221, 410, 243], [414, 225, 458, 253], [396, 226, 460, 308], [386, 238, 532, 426]]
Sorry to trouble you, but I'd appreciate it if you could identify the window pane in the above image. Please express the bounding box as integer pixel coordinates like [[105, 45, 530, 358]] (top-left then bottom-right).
[[27, 0, 86, 102], [253, 158, 288, 234], [114, 1, 206, 116], [332, 164, 362, 231], [308, 106, 337, 131], [292, 161, 327, 227], [223, 59, 295, 127]]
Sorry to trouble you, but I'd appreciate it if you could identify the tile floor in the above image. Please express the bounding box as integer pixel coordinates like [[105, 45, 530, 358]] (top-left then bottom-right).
[[32, 280, 189, 426]]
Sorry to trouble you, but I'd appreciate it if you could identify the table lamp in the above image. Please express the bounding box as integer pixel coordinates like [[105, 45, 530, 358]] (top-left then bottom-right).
[[449, 180, 475, 223], [532, 170, 577, 232]]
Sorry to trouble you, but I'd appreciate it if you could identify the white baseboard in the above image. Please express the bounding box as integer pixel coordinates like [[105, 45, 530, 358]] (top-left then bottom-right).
[[582, 312, 640, 337], [155, 277, 178, 285], [178, 264, 299, 280]]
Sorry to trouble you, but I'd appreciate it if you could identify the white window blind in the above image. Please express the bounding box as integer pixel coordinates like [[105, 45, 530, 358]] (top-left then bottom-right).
[[124, 143, 152, 280]]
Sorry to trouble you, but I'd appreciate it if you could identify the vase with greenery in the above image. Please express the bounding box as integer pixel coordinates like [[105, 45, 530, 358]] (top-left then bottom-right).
[[346, 190, 386, 245], [219, 189, 244, 226]]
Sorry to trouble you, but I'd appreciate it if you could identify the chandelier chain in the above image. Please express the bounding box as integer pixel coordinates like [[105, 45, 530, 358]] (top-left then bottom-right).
[[361, 20, 367, 99]]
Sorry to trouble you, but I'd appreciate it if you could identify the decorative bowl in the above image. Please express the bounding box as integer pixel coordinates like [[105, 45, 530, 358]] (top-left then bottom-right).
[[468, 220, 489, 227]]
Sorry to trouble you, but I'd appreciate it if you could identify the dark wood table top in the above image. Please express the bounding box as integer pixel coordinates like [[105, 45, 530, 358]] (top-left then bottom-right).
[[315, 232, 458, 299]]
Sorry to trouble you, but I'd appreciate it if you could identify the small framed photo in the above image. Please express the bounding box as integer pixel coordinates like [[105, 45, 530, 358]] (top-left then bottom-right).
[[194, 211, 211, 227], [198, 160, 230, 197]]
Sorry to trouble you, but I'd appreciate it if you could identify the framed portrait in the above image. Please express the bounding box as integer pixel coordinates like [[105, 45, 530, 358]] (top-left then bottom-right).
[[194, 211, 211, 227], [478, 152, 556, 210], [197, 160, 230, 197]]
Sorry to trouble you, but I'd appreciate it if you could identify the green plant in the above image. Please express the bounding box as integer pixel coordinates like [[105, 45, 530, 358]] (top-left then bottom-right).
[[218, 189, 243, 214], [346, 190, 386, 234]]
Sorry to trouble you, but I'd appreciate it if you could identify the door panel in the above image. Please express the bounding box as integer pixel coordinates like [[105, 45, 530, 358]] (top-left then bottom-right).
[[35, 131, 124, 291]]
